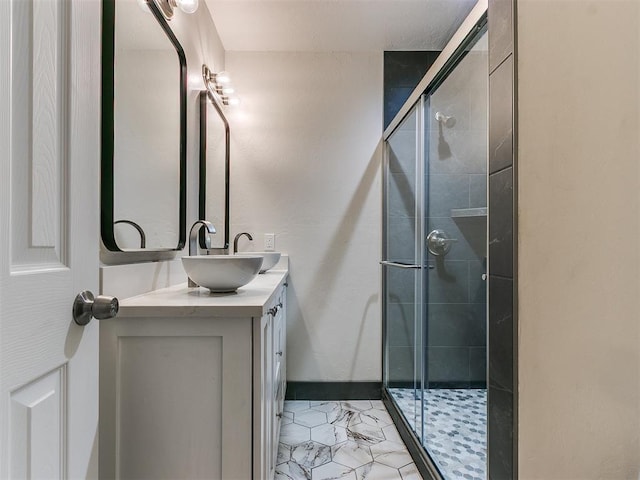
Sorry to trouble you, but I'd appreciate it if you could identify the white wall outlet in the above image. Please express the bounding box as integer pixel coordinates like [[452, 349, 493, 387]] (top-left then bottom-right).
[[264, 233, 275, 251]]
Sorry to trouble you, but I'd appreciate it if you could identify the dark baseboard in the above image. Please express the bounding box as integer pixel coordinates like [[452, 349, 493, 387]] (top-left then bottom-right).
[[285, 382, 382, 400]]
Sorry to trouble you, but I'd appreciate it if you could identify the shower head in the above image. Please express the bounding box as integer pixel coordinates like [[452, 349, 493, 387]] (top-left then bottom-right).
[[435, 111, 456, 128]]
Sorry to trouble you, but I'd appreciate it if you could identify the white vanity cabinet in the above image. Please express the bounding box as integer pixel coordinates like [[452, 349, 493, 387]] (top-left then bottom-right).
[[253, 285, 287, 479], [99, 272, 288, 480]]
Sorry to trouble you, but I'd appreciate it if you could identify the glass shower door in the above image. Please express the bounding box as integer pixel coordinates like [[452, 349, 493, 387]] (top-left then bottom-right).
[[422, 29, 488, 480], [383, 104, 425, 440]]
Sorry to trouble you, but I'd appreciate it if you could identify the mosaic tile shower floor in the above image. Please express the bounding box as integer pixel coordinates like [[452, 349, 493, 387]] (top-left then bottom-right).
[[388, 388, 487, 480], [276, 400, 422, 479]]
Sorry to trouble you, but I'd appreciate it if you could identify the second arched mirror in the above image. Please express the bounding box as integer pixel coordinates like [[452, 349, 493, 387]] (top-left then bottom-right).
[[199, 89, 230, 250]]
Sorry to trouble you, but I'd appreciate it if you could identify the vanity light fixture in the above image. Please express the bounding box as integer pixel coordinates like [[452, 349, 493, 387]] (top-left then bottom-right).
[[152, 0, 198, 19], [213, 71, 231, 84], [173, 0, 198, 14], [216, 85, 235, 95], [202, 64, 241, 107], [222, 96, 241, 107]]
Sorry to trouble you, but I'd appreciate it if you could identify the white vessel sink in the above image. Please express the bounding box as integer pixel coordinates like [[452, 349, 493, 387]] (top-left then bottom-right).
[[182, 255, 263, 292], [235, 252, 281, 273]]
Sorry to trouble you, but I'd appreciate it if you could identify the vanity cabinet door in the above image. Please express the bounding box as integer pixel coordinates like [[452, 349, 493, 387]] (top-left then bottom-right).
[[100, 316, 253, 480], [279, 286, 287, 404], [271, 286, 287, 470], [253, 283, 287, 480], [253, 310, 274, 480], [253, 287, 287, 480]]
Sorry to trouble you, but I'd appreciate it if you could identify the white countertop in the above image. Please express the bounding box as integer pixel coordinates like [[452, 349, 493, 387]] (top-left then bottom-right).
[[117, 269, 288, 318]]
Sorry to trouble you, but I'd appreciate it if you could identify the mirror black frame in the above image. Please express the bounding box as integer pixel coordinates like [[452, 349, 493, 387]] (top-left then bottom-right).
[[199, 90, 230, 250], [101, 0, 187, 252]]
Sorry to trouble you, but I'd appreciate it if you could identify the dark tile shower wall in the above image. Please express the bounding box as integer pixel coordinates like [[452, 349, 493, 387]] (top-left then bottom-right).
[[384, 52, 440, 129], [425, 40, 488, 387], [488, 0, 517, 478]]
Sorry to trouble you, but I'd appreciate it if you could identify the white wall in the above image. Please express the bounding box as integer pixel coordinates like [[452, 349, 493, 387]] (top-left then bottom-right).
[[517, 1, 640, 478], [225, 52, 383, 382]]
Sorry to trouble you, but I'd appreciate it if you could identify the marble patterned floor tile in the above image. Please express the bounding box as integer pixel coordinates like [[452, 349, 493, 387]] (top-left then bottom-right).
[[329, 409, 362, 428], [296, 409, 329, 428], [278, 444, 292, 465], [346, 423, 385, 445], [280, 422, 312, 446], [279, 400, 422, 480], [341, 401, 373, 412], [331, 441, 374, 469], [310, 401, 340, 412], [292, 441, 332, 469], [285, 401, 312, 413], [370, 440, 414, 469], [399, 463, 422, 480], [282, 411, 294, 426], [311, 423, 349, 446], [360, 409, 393, 428], [316, 403, 344, 422], [311, 461, 357, 480], [276, 460, 311, 480], [354, 462, 401, 480], [381, 424, 403, 444]]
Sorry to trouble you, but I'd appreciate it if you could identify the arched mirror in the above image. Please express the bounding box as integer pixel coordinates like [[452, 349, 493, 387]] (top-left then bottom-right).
[[199, 90, 230, 250], [101, 0, 186, 252]]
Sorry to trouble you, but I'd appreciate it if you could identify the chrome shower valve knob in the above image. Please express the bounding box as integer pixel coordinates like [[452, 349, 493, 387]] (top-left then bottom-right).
[[426, 229, 458, 256]]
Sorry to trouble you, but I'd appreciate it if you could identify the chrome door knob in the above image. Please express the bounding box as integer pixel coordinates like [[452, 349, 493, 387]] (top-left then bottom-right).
[[426, 229, 458, 256], [73, 290, 119, 326]]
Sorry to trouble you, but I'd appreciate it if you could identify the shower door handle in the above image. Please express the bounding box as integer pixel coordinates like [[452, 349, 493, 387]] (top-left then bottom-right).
[[379, 261, 422, 269]]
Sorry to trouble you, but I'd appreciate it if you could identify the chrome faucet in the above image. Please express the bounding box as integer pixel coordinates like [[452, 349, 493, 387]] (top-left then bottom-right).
[[233, 232, 253, 254], [188, 220, 216, 287]]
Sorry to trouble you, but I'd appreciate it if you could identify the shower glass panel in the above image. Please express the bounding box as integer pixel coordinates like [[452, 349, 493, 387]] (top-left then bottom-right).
[[383, 27, 488, 480], [423, 30, 488, 480], [383, 105, 424, 439]]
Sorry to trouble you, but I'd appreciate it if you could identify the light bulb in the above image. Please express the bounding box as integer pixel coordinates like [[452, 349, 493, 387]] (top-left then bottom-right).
[[225, 96, 241, 107], [215, 71, 231, 85], [176, 0, 198, 14], [216, 86, 234, 95]]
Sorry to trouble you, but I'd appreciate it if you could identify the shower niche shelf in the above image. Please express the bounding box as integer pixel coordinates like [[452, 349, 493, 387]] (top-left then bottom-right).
[[450, 207, 487, 218]]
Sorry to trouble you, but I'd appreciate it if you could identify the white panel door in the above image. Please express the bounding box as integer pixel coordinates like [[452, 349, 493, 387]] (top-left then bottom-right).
[[0, 0, 101, 478]]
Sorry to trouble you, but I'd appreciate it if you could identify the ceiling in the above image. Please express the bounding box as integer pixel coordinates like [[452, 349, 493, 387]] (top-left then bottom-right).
[[203, 0, 478, 52]]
